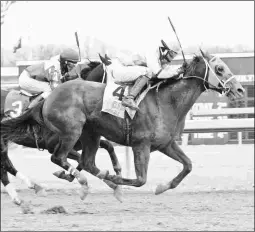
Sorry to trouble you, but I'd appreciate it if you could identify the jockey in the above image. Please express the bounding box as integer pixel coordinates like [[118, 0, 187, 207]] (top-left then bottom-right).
[[19, 48, 80, 108], [108, 40, 183, 111]]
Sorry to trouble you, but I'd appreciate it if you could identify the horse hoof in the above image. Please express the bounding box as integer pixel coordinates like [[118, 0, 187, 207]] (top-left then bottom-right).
[[13, 198, 23, 206], [113, 185, 123, 203], [96, 170, 109, 179], [53, 170, 65, 179], [155, 183, 169, 195], [79, 185, 89, 201], [77, 173, 87, 185]]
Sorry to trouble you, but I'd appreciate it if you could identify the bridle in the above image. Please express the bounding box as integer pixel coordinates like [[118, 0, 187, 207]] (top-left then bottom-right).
[[184, 56, 235, 95]]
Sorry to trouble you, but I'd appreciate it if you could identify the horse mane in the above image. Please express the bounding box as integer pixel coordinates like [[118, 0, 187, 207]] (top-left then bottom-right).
[[150, 54, 204, 87], [183, 54, 203, 76], [80, 61, 102, 80]]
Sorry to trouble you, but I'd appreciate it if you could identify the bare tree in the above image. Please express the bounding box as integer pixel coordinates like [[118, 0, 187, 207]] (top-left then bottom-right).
[[1, 1, 16, 26]]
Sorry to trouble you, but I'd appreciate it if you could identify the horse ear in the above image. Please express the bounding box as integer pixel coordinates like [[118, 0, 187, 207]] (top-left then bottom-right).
[[199, 47, 206, 58], [98, 53, 105, 63], [105, 53, 111, 61], [161, 40, 170, 50], [99, 53, 111, 66]]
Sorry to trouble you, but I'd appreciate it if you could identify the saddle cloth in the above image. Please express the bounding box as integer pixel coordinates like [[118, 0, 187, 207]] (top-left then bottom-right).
[[4, 90, 30, 118], [101, 64, 150, 119]]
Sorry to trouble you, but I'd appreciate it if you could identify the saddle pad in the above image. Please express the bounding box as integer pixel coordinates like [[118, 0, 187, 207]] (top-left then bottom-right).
[[101, 66, 149, 119], [4, 90, 30, 118]]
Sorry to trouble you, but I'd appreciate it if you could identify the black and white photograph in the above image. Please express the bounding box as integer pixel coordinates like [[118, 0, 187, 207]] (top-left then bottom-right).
[[1, 1, 254, 231]]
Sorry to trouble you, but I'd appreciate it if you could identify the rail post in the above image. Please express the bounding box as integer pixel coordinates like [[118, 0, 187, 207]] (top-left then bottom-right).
[[125, 146, 131, 178], [238, 131, 243, 145]]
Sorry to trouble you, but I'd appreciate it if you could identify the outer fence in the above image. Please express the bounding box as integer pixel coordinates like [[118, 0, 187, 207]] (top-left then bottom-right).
[[182, 107, 254, 145]]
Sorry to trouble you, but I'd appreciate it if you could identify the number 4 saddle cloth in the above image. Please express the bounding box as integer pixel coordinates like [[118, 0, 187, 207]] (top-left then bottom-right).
[[101, 66, 150, 119]]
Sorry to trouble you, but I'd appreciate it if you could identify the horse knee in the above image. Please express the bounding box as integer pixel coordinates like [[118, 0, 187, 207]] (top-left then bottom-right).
[[135, 176, 146, 187], [82, 162, 91, 172], [185, 161, 192, 173], [50, 154, 57, 164]]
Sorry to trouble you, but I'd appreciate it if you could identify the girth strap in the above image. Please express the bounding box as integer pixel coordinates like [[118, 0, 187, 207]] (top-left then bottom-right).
[[32, 126, 44, 151], [124, 113, 132, 146]]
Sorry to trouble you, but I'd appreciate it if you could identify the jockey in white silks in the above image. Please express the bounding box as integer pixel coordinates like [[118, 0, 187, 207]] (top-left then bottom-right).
[[19, 48, 80, 108], [107, 40, 183, 111]]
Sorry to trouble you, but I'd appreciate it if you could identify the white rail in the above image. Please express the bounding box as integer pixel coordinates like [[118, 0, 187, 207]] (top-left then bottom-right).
[[182, 107, 254, 146]]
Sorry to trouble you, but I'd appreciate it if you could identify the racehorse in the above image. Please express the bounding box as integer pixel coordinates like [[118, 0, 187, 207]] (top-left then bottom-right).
[[1, 50, 245, 199], [0, 62, 122, 205]]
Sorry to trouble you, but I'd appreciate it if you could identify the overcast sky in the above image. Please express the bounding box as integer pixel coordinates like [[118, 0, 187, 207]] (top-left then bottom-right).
[[1, 1, 254, 53]]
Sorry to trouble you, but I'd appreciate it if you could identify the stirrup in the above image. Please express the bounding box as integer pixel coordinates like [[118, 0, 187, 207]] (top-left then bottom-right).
[[122, 97, 139, 111]]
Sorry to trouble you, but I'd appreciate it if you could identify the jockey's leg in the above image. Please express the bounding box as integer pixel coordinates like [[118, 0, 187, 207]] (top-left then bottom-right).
[[19, 70, 52, 109], [27, 92, 50, 109], [122, 75, 149, 111]]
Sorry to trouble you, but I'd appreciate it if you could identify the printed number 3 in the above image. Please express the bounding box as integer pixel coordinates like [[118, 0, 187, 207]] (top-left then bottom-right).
[[10, 101, 23, 118], [112, 86, 125, 101]]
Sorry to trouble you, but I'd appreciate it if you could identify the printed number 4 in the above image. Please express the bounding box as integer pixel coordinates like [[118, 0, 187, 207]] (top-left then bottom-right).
[[9, 101, 23, 118], [112, 86, 125, 101]]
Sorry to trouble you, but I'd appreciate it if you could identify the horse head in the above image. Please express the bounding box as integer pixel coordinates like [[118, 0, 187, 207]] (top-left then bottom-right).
[[183, 49, 245, 101]]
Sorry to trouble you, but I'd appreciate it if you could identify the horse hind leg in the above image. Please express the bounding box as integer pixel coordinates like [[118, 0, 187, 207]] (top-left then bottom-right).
[[155, 140, 192, 195], [50, 134, 89, 200], [1, 157, 22, 205], [2, 145, 45, 196]]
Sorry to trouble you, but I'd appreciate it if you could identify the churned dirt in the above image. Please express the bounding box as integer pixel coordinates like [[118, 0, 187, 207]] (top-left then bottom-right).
[[1, 145, 254, 231], [1, 189, 254, 231]]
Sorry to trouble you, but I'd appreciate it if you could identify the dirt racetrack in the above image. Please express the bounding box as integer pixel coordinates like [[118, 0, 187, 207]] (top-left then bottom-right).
[[1, 145, 254, 231]]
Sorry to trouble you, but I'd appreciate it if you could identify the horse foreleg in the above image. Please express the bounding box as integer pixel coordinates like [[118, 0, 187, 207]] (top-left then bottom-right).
[[103, 143, 151, 188], [155, 140, 192, 195], [79, 132, 123, 202], [99, 139, 122, 176], [53, 149, 82, 182]]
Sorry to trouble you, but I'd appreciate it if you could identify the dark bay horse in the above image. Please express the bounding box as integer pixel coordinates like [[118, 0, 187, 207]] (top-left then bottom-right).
[[1, 50, 245, 199], [0, 62, 122, 204]]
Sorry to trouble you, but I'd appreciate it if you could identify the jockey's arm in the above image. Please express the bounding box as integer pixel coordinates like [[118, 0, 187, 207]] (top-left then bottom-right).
[[43, 58, 62, 85]]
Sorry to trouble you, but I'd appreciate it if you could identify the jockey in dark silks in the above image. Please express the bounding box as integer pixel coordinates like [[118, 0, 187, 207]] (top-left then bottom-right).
[[18, 48, 80, 108]]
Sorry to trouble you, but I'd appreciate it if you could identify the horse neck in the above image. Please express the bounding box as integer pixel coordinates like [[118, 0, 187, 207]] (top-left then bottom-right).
[[160, 78, 204, 119], [86, 64, 105, 83]]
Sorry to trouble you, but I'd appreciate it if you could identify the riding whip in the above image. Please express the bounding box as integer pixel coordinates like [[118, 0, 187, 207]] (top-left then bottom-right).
[[75, 31, 81, 62], [167, 16, 186, 63]]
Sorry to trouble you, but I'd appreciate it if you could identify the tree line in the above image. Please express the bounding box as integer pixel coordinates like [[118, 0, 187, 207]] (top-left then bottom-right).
[[1, 37, 254, 67]]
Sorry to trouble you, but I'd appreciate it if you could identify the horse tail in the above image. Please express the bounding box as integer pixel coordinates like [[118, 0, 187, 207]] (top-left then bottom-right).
[[0, 101, 45, 143]]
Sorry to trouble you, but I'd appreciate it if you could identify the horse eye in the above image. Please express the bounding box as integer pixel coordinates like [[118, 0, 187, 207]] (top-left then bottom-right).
[[217, 65, 224, 73]]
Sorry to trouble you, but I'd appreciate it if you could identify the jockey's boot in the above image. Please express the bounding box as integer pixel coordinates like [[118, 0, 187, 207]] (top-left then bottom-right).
[[28, 95, 44, 109], [122, 75, 149, 111]]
